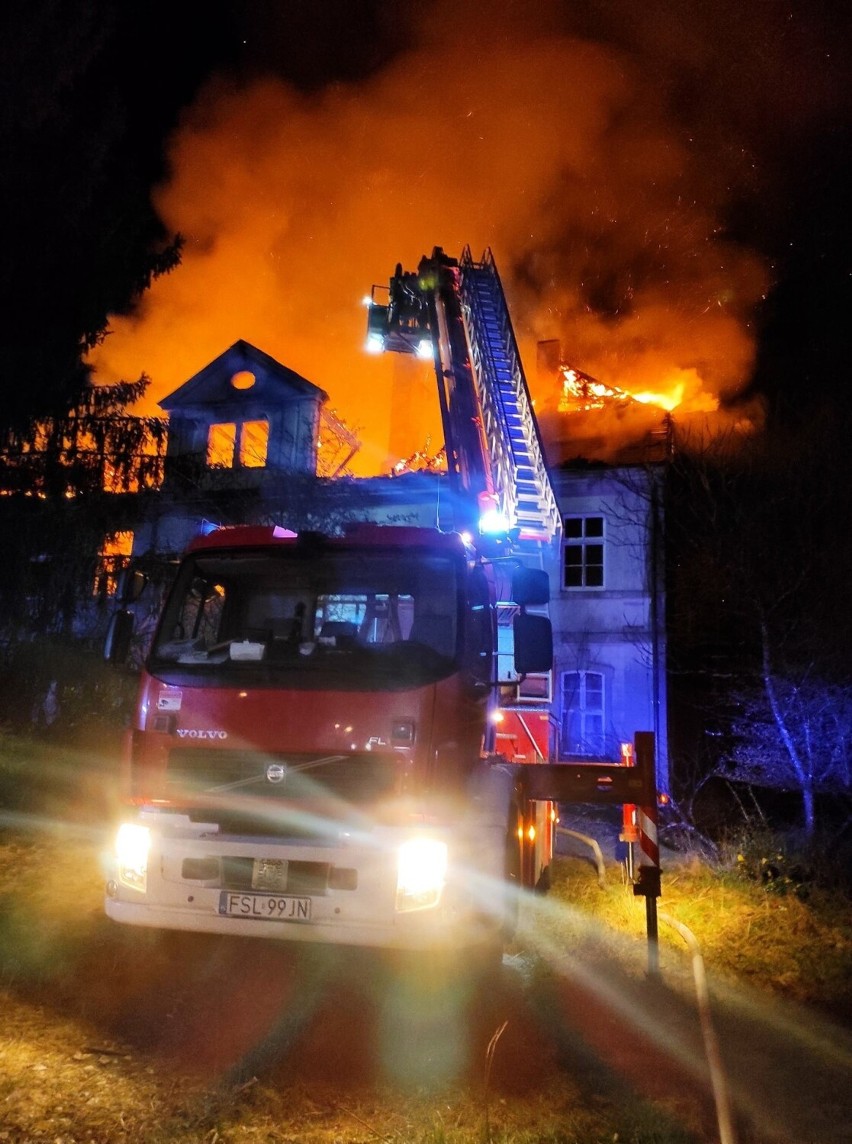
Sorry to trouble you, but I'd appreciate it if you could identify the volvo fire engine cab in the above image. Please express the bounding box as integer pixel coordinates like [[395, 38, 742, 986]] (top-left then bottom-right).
[[104, 246, 562, 954]]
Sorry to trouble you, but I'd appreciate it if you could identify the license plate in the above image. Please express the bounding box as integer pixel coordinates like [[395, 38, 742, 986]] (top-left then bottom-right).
[[218, 891, 311, 922]]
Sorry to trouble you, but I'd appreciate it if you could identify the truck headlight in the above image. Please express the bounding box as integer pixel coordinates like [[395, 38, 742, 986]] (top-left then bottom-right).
[[396, 838, 447, 912], [115, 823, 150, 892]]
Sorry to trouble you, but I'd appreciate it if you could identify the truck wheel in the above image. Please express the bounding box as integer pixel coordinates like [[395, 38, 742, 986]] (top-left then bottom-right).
[[535, 863, 552, 894]]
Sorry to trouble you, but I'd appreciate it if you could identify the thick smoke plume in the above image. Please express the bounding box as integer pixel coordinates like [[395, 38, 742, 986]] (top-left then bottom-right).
[[90, 1, 835, 471]]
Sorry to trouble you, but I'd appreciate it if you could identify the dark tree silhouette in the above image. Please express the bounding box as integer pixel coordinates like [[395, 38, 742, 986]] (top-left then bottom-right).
[[665, 416, 852, 837], [0, 379, 167, 639], [0, 0, 238, 433]]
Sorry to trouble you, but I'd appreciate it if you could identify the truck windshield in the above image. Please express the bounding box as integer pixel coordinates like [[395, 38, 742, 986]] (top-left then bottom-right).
[[149, 546, 461, 689]]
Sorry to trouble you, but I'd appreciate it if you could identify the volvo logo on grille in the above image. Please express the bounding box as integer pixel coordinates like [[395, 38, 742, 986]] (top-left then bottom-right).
[[265, 762, 287, 784]]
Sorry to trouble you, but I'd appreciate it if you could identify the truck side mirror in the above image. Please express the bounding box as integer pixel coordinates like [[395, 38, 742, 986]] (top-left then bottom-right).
[[104, 609, 135, 665], [513, 613, 553, 675], [511, 566, 550, 606], [118, 568, 148, 605]]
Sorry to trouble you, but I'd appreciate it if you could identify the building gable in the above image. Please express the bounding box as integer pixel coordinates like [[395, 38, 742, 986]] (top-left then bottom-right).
[[159, 340, 327, 415], [159, 341, 328, 482]]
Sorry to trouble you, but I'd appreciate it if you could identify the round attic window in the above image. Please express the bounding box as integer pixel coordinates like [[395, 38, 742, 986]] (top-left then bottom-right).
[[231, 370, 256, 390]]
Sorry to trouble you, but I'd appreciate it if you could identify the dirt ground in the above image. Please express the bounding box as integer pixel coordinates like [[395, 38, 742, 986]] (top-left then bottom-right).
[[1, 825, 851, 1144]]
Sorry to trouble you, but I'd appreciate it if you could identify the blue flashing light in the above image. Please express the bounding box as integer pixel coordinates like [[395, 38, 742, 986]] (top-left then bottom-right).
[[479, 507, 511, 535]]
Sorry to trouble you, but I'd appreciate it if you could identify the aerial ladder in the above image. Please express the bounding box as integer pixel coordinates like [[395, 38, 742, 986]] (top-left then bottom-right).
[[367, 248, 662, 926], [367, 246, 560, 545]]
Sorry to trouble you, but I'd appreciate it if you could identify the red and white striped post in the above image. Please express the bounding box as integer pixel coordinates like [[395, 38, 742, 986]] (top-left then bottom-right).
[[632, 731, 662, 978], [636, 803, 660, 870]]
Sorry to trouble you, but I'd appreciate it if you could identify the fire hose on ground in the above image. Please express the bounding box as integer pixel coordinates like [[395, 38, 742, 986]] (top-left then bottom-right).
[[556, 826, 607, 888], [659, 913, 738, 1144], [557, 824, 737, 1144]]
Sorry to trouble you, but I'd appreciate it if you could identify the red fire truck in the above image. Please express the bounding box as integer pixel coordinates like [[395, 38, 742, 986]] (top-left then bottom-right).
[[104, 247, 563, 954]]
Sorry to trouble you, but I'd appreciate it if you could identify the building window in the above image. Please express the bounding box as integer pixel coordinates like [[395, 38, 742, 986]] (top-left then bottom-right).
[[206, 419, 269, 469], [560, 670, 605, 756], [94, 531, 134, 597], [207, 422, 237, 468], [239, 419, 269, 468], [563, 515, 604, 588]]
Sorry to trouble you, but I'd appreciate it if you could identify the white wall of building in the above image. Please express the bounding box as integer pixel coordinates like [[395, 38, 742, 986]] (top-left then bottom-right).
[[550, 465, 669, 792]]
